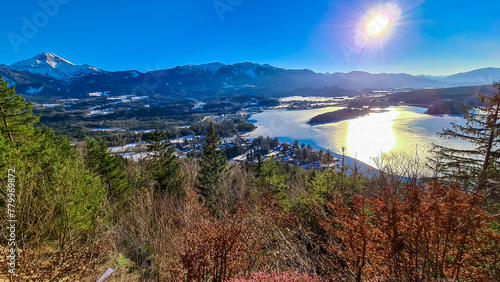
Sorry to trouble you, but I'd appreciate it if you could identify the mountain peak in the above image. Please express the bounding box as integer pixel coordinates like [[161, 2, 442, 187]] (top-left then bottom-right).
[[34, 52, 75, 67], [8, 53, 101, 81], [13, 53, 75, 68]]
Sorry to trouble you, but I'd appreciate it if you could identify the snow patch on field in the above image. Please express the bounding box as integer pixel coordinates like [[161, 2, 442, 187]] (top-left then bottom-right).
[[26, 86, 44, 95]]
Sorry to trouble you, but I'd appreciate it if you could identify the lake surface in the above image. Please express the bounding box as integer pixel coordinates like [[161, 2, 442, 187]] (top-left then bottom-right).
[[248, 106, 471, 168]]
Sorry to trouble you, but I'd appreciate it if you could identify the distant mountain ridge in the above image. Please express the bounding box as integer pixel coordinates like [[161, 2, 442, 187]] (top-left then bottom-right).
[[1, 53, 499, 98], [419, 67, 500, 87]]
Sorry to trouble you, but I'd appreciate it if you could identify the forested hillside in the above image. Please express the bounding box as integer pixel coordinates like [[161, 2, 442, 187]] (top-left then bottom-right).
[[1, 77, 499, 281]]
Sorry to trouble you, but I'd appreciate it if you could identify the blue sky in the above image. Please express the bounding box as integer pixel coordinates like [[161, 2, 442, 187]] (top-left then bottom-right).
[[1, 0, 499, 75]]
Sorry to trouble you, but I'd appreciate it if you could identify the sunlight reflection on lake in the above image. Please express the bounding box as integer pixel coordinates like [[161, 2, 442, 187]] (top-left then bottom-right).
[[346, 108, 400, 164], [248, 106, 471, 167]]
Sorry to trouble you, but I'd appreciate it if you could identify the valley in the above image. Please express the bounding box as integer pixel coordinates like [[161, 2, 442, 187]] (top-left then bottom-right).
[[12, 53, 493, 170], [3, 1, 500, 280]]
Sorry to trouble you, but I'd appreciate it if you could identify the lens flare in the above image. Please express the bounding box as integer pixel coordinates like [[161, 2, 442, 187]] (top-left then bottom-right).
[[367, 10, 392, 36]]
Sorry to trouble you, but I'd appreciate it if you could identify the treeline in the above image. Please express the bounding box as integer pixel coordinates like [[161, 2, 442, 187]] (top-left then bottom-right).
[[190, 119, 256, 137], [40, 117, 255, 147], [1, 77, 500, 281], [425, 100, 464, 114], [35, 93, 264, 145], [388, 85, 496, 106]]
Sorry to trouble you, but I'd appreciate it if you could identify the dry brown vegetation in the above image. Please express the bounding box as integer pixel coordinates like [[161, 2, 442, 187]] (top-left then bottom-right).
[[1, 151, 499, 282]]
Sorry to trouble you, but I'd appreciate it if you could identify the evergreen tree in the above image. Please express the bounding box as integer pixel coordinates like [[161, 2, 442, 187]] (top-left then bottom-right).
[[256, 152, 263, 177], [146, 128, 185, 198], [146, 127, 169, 155], [322, 149, 335, 165], [254, 159, 290, 208], [84, 137, 130, 204], [0, 76, 39, 146], [429, 81, 500, 196], [0, 78, 106, 248], [281, 141, 289, 153], [319, 149, 325, 161], [0, 75, 44, 196], [198, 122, 227, 207]]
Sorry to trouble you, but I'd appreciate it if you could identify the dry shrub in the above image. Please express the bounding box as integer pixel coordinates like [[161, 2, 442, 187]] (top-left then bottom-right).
[[115, 182, 320, 281], [115, 188, 183, 281], [0, 238, 109, 281], [164, 189, 315, 281], [164, 190, 263, 281], [245, 194, 318, 274], [181, 157, 200, 188], [317, 183, 500, 281], [178, 202, 255, 281], [212, 165, 252, 214]]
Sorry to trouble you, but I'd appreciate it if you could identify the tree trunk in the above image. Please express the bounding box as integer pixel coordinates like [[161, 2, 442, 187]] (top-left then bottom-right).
[[0, 105, 13, 142], [478, 99, 500, 191]]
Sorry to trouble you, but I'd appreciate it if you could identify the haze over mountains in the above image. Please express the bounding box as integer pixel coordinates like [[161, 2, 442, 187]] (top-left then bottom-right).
[[1, 53, 499, 98]]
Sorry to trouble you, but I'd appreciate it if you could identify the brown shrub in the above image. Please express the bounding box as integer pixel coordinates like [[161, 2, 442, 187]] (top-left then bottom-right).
[[317, 184, 500, 281]]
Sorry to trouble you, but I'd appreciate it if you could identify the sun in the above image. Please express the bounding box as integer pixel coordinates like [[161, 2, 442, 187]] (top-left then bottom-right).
[[335, 1, 407, 64], [358, 3, 401, 41], [367, 10, 392, 36]]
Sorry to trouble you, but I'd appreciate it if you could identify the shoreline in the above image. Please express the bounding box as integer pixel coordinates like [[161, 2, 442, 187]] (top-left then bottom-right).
[[245, 105, 442, 171]]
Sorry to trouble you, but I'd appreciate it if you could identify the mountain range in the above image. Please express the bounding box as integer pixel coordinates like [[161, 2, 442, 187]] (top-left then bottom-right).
[[1, 53, 499, 98]]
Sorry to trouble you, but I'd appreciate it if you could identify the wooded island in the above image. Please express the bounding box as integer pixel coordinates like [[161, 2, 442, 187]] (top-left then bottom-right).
[[308, 108, 371, 124]]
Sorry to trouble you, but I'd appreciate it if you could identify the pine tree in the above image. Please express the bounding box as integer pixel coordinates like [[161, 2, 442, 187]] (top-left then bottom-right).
[[146, 127, 169, 155], [0, 77, 107, 247], [429, 81, 500, 196], [322, 149, 335, 165], [84, 137, 130, 204], [0, 76, 39, 145], [146, 128, 185, 198], [256, 152, 263, 177], [198, 122, 227, 207], [0, 76, 43, 191]]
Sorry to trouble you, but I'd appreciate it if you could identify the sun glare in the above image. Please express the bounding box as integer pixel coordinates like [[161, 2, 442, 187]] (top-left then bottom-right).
[[353, 2, 401, 45], [367, 10, 392, 36], [346, 108, 401, 166]]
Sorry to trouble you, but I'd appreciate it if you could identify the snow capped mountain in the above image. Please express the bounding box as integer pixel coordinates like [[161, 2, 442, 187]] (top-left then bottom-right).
[[7, 53, 102, 82], [1, 53, 499, 98]]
